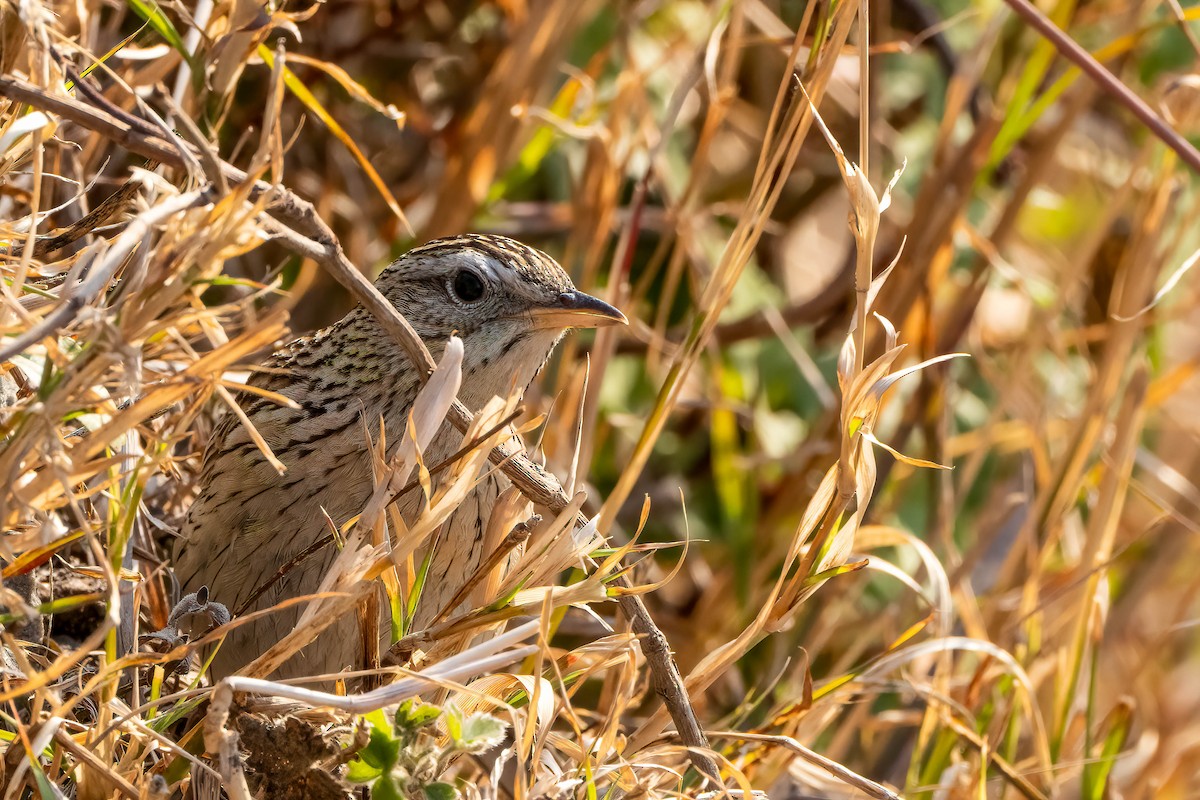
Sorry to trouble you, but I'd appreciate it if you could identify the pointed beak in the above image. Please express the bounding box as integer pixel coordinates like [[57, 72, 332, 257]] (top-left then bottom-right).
[[528, 291, 628, 330]]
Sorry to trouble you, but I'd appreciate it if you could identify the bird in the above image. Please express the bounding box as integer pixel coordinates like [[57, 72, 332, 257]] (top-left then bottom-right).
[[173, 234, 626, 678]]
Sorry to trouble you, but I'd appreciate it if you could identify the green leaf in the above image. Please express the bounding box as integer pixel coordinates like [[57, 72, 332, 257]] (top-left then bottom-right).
[[345, 759, 382, 784], [358, 709, 399, 771], [38, 592, 106, 615], [394, 699, 441, 736], [1085, 706, 1131, 800], [455, 713, 507, 754], [1, 275, 57, 300], [363, 708, 389, 730], [801, 558, 868, 590], [423, 782, 459, 800], [443, 706, 463, 743], [76, 25, 148, 85], [124, 0, 199, 76], [30, 760, 57, 798], [372, 774, 405, 800], [198, 275, 273, 289], [486, 79, 579, 204], [404, 547, 435, 634]]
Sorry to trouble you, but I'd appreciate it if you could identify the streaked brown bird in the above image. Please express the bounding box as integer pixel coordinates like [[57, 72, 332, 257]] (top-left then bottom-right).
[[174, 234, 626, 677]]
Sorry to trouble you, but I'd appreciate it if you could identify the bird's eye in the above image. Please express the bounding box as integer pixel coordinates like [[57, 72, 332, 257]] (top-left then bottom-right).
[[449, 270, 486, 304]]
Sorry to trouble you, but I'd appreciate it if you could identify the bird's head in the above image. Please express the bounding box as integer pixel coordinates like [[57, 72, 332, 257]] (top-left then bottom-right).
[[374, 234, 627, 406]]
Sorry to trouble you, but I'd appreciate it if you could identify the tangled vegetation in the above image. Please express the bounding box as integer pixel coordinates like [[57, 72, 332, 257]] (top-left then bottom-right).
[[2, 0, 1200, 797]]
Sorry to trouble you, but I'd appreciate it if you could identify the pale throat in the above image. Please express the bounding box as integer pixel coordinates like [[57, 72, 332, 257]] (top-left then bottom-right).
[[453, 325, 564, 412]]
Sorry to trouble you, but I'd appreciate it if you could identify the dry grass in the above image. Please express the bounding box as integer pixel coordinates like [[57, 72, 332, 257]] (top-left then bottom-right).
[[3, 0, 1200, 798]]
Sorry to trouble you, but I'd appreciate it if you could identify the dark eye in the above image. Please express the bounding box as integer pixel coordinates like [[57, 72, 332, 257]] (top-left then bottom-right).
[[450, 270, 486, 304]]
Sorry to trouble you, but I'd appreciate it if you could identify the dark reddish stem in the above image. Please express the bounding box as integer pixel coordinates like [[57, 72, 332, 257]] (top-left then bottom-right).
[[1001, 0, 1200, 174]]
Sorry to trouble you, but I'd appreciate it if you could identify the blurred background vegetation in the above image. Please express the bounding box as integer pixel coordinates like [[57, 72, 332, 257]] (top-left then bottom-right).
[[5, 0, 1200, 796]]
